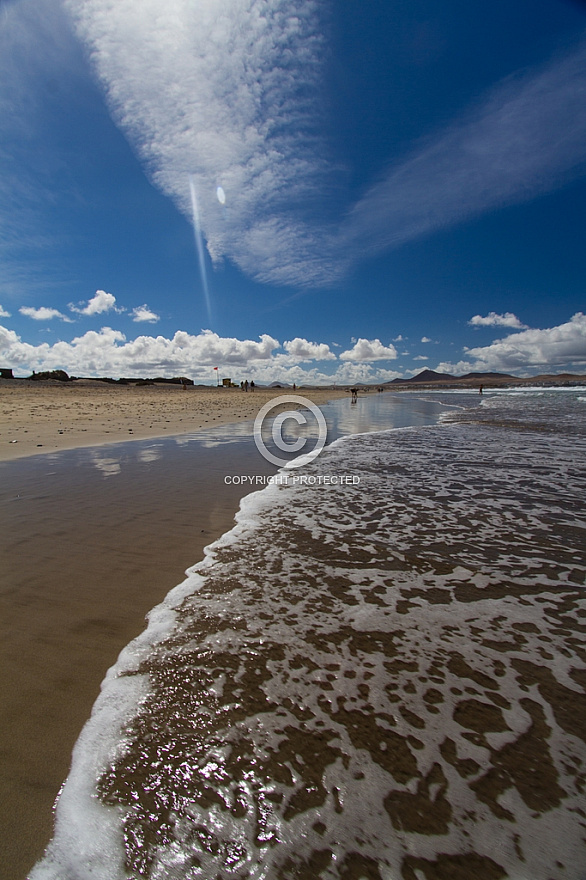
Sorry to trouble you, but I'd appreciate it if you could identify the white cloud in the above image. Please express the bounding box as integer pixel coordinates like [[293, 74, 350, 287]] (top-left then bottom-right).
[[339, 338, 398, 363], [421, 336, 431, 343], [344, 39, 586, 262], [413, 355, 429, 361], [437, 312, 586, 374], [2, 3, 586, 297], [330, 362, 403, 384], [469, 311, 527, 329], [0, 322, 411, 383], [65, 0, 341, 288], [19, 306, 72, 321], [65, 5, 586, 289], [131, 305, 160, 323], [70, 290, 121, 316], [0, 305, 11, 317], [0, 325, 281, 376], [282, 338, 336, 361]]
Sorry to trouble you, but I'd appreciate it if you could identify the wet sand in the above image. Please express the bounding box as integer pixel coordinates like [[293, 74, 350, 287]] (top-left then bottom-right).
[[0, 431, 279, 879], [0, 381, 347, 878], [0, 381, 345, 462]]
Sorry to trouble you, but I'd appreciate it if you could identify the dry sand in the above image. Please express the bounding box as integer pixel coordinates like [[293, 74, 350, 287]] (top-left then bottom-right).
[[0, 381, 346, 461]]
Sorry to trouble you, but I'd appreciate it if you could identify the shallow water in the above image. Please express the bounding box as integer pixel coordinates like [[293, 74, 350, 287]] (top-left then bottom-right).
[[31, 390, 586, 880]]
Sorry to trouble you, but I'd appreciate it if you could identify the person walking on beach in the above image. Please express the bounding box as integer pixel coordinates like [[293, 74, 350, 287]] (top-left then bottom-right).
[[244, 380, 249, 392], [351, 387, 358, 402], [250, 381, 255, 392]]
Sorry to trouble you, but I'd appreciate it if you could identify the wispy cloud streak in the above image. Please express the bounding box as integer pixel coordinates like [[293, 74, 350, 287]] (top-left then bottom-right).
[[344, 39, 586, 255], [54, 5, 586, 287], [66, 0, 341, 287]]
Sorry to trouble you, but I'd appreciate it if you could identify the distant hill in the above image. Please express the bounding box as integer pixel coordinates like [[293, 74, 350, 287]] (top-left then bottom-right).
[[458, 372, 513, 380], [387, 369, 455, 385], [384, 369, 586, 388]]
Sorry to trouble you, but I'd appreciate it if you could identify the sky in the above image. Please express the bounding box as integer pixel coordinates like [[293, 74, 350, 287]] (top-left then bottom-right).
[[1, 0, 586, 384]]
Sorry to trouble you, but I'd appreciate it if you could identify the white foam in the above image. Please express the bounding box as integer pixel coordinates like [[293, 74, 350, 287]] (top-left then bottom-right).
[[31, 390, 586, 879]]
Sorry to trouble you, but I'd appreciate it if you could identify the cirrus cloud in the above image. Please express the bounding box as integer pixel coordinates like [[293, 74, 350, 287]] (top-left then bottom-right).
[[65, 0, 341, 288], [64, 2, 586, 289]]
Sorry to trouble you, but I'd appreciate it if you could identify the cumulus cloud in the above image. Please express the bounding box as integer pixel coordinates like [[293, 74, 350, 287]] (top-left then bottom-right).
[[19, 306, 72, 321], [0, 305, 11, 317], [70, 290, 121, 316], [413, 355, 429, 361], [339, 338, 398, 362], [421, 336, 431, 343], [437, 312, 586, 374], [131, 305, 160, 323], [331, 362, 402, 385], [282, 338, 336, 361], [0, 321, 411, 383], [0, 324, 281, 376], [469, 311, 527, 329]]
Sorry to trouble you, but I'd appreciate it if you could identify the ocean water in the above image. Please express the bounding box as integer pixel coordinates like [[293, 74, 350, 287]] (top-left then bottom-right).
[[31, 390, 586, 880]]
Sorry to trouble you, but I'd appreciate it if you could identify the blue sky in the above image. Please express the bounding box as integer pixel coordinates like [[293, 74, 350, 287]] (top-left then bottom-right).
[[1, 0, 585, 383]]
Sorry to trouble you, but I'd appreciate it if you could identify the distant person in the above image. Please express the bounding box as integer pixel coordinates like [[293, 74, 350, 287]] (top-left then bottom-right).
[[351, 387, 358, 402], [244, 380, 249, 392], [250, 381, 255, 392], [293, 383, 296, 391], [479, 385, 483, 395]]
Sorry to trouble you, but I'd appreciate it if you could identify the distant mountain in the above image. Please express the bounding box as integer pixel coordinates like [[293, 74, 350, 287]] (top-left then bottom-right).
[[384, 369, 585, 387], [387, 369, 455, 385], [457, 372, 513, 380]]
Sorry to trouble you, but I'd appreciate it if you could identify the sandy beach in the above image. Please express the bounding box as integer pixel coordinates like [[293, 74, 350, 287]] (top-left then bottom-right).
[[0, 381, 346, 462], [3, 384, 585, 879], [0, 381, 344, 879]]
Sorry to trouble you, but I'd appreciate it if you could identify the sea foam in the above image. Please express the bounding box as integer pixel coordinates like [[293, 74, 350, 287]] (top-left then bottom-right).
[[31, 390, 586, 880]]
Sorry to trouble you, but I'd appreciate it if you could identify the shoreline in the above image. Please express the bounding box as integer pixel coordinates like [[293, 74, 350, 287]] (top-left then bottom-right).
[[0, 407, 305, 879], [0, 383, 347, 462], [30, 394, 586, 879]]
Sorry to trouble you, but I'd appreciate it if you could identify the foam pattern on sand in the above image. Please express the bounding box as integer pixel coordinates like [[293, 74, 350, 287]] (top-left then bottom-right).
[[33, 391, 586, 880]]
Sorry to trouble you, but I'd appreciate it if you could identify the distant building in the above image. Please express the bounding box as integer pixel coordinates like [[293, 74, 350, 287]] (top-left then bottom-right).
[[0, 368, 13, 379], [222, 377, 232, 387]]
